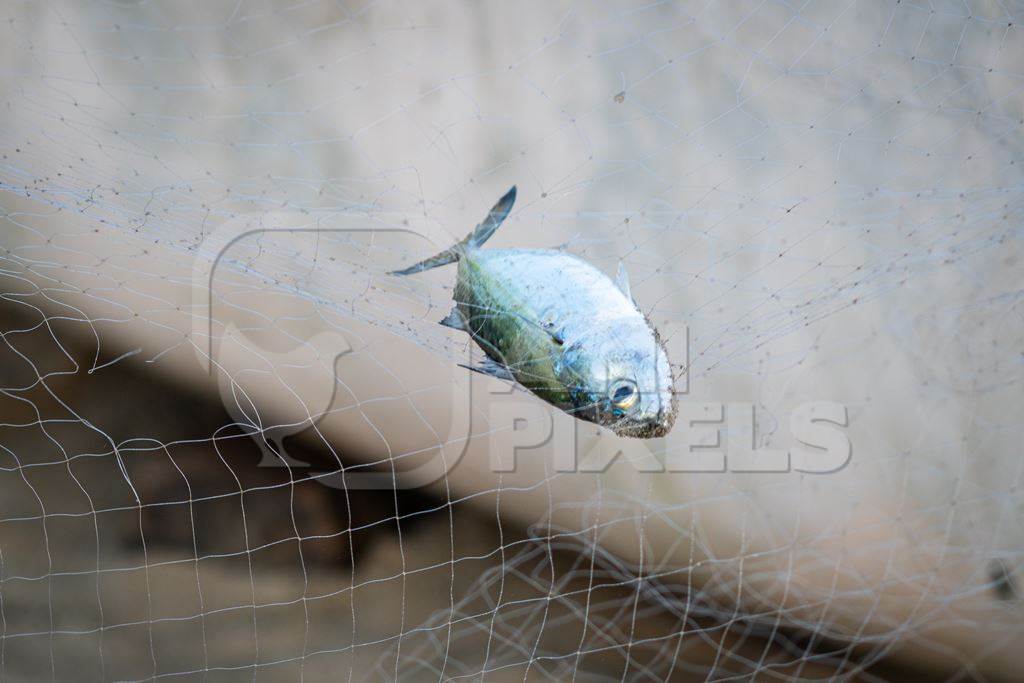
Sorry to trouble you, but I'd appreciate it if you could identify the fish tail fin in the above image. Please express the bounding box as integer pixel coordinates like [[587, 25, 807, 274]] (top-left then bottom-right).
[[389, 186, 516, 276], [465, 185, 516, 249], [388, 248, 461, 276]]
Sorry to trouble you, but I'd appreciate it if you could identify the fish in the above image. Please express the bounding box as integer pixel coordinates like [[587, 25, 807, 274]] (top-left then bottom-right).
[[391, 187, 677, 438]]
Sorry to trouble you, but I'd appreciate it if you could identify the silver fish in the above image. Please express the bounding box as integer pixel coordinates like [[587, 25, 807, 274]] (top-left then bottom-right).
[[392, 187, 677, 438]]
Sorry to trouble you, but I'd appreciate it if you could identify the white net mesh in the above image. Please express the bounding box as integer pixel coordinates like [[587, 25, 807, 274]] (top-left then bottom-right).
[[1, 0, 1022, 680]]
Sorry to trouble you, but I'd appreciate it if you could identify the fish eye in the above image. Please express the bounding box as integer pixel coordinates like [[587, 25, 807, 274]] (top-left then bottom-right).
[[610, 380, 638, 411]]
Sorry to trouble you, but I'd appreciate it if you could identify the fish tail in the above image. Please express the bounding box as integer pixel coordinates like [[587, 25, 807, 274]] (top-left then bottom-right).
[[389, 186, 516, 276]]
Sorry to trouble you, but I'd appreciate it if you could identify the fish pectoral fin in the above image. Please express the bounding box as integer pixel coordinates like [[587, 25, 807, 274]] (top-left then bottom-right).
[[540, 320, 564, 346], [439, 308, 467, 331], [458, 358, 516, 382], [616, 260, 640, 311]]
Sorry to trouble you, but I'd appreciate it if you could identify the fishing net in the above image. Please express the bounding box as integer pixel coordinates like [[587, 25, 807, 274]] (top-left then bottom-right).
[[0, 1, 1022, 680]]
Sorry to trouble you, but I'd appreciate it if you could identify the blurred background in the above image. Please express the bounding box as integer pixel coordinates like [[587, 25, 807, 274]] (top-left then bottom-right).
[[0, 1, 1022, 680]]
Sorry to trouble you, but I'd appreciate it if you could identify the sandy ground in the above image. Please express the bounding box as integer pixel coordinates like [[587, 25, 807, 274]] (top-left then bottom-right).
[[0, 301, 910, 682]]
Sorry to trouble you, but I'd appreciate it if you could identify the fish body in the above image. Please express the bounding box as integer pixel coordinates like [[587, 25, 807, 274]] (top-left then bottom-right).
[[392, 188, 677, 438]]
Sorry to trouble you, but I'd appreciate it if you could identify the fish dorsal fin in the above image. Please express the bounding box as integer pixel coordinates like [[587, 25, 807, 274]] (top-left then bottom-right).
[[616, 261, 639, 311]]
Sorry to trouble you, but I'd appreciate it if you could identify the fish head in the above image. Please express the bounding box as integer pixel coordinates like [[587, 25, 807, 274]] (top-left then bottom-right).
[[577, 318, 677, 439]]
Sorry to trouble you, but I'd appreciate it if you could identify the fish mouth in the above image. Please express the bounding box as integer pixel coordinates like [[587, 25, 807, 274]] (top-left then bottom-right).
[[613, 423, 670, 439], [610, 409, 676, 439]]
